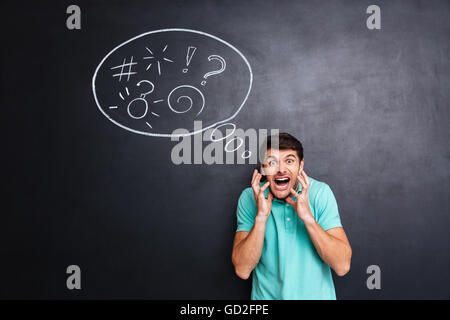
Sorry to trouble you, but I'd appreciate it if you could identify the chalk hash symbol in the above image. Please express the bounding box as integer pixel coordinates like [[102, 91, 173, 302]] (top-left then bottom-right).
[[110, 56, 137, 82]]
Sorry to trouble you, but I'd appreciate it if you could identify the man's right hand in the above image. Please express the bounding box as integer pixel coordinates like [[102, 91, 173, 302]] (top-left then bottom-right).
[[251, 169, 273, 218]]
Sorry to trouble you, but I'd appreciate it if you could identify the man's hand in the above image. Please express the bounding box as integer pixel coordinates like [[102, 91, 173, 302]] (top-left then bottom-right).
[[251, 169, 273, 218], [286, 170, 315, 224]]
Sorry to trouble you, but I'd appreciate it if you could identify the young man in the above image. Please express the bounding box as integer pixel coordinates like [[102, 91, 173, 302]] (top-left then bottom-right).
[[231, 133, 352, 299]]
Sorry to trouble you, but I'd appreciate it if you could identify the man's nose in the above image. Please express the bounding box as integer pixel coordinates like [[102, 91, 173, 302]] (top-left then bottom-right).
[[278, 162, 288, 174]]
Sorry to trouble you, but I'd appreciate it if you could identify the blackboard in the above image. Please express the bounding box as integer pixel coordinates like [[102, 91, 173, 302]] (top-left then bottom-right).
[[3, 0, 450, 299]]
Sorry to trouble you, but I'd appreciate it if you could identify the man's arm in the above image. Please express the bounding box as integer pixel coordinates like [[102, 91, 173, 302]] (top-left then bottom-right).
[[303, 223, 352, 276], [231, 169, 273, 280], [231, 215, 268, 280], [286, 170, 352, 276]]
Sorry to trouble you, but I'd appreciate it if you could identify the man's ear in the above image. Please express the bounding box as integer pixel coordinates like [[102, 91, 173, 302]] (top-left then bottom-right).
[[260, 163, 267, 181], [260, 163, 265, 175], [299, 159, 304, 172]]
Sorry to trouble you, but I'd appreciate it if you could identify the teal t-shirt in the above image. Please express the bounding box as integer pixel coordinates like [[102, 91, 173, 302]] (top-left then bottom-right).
[[235, 176, 342, 300]]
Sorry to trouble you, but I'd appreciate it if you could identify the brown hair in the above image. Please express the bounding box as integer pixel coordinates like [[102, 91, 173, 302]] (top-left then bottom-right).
[[264, 132, 304, 160]]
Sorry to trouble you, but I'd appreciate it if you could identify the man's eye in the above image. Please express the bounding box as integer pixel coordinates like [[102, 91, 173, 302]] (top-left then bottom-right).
[[269, 160, 277, 166], [287, 159, 293, 164]]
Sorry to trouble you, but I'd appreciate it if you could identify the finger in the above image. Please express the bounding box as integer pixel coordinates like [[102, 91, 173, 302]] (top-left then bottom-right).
[[301, 170, 310, 186], [252, 173, 261, 191], [290, 188, 299, 198], [267, 192, 274, 202], [260, 181, 270, 193], [252, 170, 260, 187], [297, 174, 307, 191], [285, 196, 295, 206], [256, 173, 262, 186], [251, 169, 258, 185], [298, 175, 308, 189], [251, 180, 258, 192]]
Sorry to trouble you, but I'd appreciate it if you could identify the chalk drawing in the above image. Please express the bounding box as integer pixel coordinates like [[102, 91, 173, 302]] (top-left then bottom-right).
[[201, 55, 226, 86], [167, 85, 205, 116], [225, 137, 244, 152], [127, 97, 148, 119], [110, 57, 137, 82], [136, 80, 155, 98], [241, 150, 252, 159], [143, 44, 174, 76], [93, 28, 253, 138], [110, 81, 160, 128], [209, 122, 252, 158], [210, 123, 236, 142], [182, 46, 197, 73]]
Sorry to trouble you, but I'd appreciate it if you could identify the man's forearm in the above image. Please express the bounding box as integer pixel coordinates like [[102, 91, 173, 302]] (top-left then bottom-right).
[[232, 215, 268, 279], [303, 218, 352, 276]]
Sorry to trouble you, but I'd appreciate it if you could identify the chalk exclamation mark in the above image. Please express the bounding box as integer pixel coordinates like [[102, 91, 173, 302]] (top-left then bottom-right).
[[182, 46, 197, 73]]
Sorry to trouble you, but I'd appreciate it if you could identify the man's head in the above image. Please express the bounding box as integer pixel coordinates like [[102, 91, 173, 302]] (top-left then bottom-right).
[[260, 133, 304, 200]]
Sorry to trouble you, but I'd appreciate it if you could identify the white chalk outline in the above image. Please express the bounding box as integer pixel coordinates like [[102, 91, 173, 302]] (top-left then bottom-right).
[[225, 137, 243, 152], [127, 97, 148, 119], [183, 46, 197, 73], [143, 44, 173, 76], [175, 96, 193, 113], [136, 80, 155, 98], [210, 123, 236, 142], [93, 28, 253, 137], [201, 55, 226, 86], [241, 150, 252, 159], [167, 85, 205, 116], [111, 56, 137, 82]]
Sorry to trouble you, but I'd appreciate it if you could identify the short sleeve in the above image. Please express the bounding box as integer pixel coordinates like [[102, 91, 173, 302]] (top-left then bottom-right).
[[315, 184, 342, 231], [236, 188, 257, 232]]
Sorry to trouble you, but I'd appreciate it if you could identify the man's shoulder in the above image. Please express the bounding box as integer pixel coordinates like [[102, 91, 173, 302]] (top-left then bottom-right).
[[309, 176, 332, 199], [239, 186, 254, 202], [236, 187, 257, 217]]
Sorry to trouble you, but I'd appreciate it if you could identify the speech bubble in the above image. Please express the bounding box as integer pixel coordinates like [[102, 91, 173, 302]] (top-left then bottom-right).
[[92, 28, 253, 137]]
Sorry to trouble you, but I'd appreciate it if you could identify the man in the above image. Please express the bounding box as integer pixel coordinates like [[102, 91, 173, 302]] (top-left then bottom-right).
[[231, 133, 352, 299]]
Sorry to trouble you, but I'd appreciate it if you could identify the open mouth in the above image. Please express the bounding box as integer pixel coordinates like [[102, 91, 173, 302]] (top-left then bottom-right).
[[274, 177, 290, 190]]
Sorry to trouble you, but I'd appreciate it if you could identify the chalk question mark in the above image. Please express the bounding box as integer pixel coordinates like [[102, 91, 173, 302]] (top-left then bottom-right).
[[201, 55, 226, 86], [126, 80, 155, 120], [136, 80, 155, 98]]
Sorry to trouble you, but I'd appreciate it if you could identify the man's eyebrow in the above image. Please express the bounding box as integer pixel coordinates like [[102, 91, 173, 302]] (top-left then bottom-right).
[[284, 154, 298, 159]]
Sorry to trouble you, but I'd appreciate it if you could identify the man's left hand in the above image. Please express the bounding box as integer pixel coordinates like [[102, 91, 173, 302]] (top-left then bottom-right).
[[286, 170, 315, 225]]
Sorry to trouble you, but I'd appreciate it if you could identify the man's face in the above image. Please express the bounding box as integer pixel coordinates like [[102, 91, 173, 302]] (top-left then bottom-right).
[[261, 149, 304, 200]]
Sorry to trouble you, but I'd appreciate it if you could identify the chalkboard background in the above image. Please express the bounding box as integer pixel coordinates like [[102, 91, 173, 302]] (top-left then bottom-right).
[[3, 0, 450, 299]]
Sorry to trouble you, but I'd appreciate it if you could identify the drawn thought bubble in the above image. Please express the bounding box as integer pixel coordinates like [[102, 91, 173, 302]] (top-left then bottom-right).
[[92, 28, 253, 137]]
